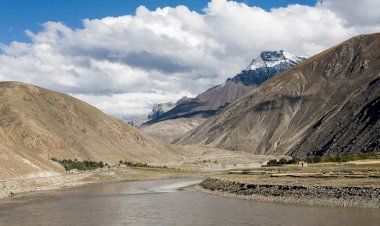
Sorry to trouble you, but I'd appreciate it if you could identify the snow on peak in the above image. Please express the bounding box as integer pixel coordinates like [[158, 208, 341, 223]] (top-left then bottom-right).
[[261, 50, 286, 61], [247, 50, 304, 70], [283, 51, 304, 64], [229, 50, 305, 86], [247, 57, 266, 70]]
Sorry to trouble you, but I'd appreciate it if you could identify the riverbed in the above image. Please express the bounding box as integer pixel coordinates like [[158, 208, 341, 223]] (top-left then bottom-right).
[[0, 178, 379, 226]]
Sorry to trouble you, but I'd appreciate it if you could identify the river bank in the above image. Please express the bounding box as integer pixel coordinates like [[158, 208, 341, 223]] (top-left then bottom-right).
[[0, 167, 205, 200], [0, 147, 274, 200], [197, 162, 380, 208], [197, 177, 380, 208]]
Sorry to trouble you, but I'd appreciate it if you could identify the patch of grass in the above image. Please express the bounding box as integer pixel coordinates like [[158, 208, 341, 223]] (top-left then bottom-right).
[[265, 153, 380, 166], [305, 153, 380, 164], [121, 161, 168, 169], [52, 158, 104, 171]]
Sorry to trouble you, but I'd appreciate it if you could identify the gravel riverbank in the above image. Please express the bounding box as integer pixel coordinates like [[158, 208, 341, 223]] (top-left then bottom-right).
[[197, 178, 380, 208]]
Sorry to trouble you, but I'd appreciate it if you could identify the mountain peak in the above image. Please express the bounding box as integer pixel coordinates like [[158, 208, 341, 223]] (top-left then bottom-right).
[[247, 50, 303, 70], [260, 50, 285, 61], [228, 50, 305, 86]]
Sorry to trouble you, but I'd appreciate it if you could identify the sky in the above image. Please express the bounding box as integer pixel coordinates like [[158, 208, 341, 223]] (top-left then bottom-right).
[[0, 0, 379, 120], [0, 0, 317, 44]]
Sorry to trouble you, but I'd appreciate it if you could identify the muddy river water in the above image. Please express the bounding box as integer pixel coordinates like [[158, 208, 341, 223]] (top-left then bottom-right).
[[0, 178, 379, 226]]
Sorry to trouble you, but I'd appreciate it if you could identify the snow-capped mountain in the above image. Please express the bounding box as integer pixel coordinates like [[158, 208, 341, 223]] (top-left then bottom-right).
[[132, 50, 304, 129], [228, 50, 305, 86], [131, 102, 175, 127], [149, 102, 176, 119]]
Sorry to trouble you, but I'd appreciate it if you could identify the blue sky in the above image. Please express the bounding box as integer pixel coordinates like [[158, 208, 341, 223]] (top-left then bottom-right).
[[0, 0, 316, 44]]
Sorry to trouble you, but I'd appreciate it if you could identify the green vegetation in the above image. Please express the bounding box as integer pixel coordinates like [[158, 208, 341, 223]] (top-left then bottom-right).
[[119, 160, 168, 169], [305, 153, 380, 163], [266, 158, 296, 166], [52, 158, 104, 171], [265, 153, 380, 166], [266, 159, 279, 166], [51, 158, 170, 171]]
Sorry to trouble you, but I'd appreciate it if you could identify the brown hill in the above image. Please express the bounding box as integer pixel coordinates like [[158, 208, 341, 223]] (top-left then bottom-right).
[[139, 118, 206, 143], [139, 83, 251, 144], [0, 82, 181, 179], [177, 33, 380, 157], [151, 82, 254, 122]]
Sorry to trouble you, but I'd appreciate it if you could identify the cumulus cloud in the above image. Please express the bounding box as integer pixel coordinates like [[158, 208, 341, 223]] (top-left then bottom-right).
[[318, 0, 380, 28], [0, 0, 379, 118]]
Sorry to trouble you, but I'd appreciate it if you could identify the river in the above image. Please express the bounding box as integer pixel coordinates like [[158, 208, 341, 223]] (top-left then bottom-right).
[[0, 178, 379, 226]]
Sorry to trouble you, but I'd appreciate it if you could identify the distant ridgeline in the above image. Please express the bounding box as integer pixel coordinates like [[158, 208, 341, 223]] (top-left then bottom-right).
[[132, 50, 304, 127]]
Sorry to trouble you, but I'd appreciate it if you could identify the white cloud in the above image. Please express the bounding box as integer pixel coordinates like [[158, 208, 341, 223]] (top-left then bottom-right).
[[73, 91, 192, 121], [318, 0, 380, 28], [0, 0, 379, 118]]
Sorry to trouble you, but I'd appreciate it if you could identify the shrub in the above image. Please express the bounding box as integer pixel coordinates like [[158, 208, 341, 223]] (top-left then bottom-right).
[[120, 160, 169, 169], [267, 159, 278, 166], [52, 158, 105, 171], [286, 159, 298, 164], [278, 158, 288, 165], [304, 153, 380, 163], [266, 158, 298, 166]]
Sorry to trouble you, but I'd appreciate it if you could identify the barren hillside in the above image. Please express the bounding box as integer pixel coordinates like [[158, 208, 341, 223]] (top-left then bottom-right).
[[0, 82, 181, 179], [140, 118, 206, 143]]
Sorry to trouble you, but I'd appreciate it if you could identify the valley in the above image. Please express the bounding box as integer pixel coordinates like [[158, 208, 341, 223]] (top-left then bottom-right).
[[1, 1, 380, 225], [0, 34, 379, 209]]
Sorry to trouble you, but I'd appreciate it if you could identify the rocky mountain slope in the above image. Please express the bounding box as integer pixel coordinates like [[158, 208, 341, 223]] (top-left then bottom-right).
[[140, 51, 303, 143], [0, 82, 181, 179], [177, 33, 380, 157]]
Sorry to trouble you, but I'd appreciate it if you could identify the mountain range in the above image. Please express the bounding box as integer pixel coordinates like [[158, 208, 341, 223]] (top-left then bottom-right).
[[176, 33, 380, 158], [131, 102, 175, 127], [0, 33, 378, 181], [139, 50, 304, 143]]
